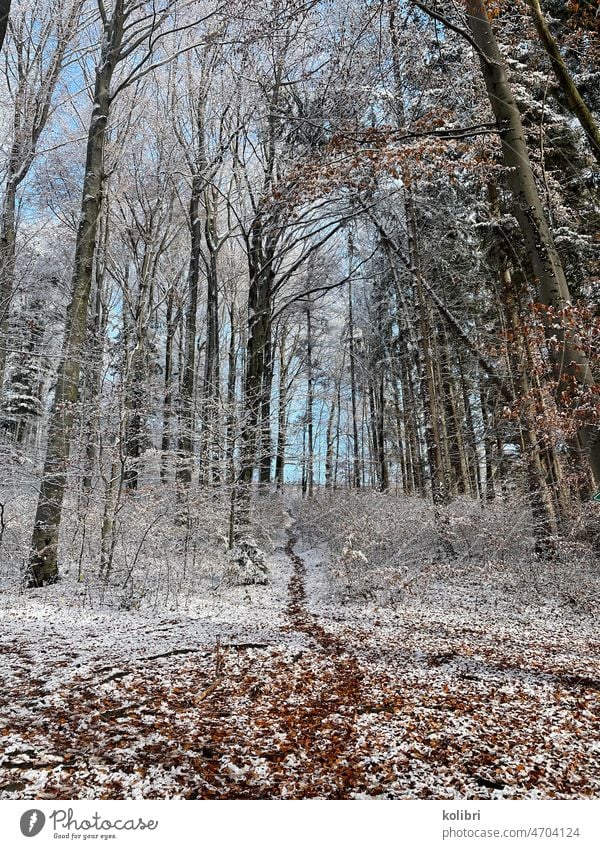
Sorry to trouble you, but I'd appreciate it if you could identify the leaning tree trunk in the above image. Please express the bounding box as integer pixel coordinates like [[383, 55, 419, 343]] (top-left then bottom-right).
[[28, 6, 124, 586], [526, 0, 600, 164], [466, 0, 600, 486]]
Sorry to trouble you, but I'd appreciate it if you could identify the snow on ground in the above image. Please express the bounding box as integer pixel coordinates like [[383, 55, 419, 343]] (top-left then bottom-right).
[[0, 515, 598, 799]]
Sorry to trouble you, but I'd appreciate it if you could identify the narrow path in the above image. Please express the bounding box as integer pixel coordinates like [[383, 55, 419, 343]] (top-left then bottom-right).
[[190, 532, 368, 798], [282, 534, 365, 795]]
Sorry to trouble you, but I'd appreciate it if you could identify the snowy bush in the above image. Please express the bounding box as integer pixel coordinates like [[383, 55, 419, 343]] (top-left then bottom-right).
[[297, 492, 440, 603], [296, 491, 600, 612], [226, 537, 269, 586]]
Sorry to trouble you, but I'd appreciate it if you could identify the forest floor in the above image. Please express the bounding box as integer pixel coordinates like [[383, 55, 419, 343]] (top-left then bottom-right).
[[0, 515, 599, 800]]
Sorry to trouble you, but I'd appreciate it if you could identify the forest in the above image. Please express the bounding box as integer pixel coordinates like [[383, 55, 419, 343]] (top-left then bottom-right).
[[0, 0, 599, 801]]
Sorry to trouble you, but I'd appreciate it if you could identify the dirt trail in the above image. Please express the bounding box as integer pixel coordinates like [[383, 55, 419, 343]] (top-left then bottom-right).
[[281, 534, 365, 794], [189, 533, 368, 798]]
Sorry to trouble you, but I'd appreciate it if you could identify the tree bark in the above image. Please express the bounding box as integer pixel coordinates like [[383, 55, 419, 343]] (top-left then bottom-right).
[[177, 172, 203, 487], [347, 268, 361, 489], [28, 4, 125, 585], [275, 329, 290, 491], [305, 305, 314, 498], [201, 186, 221, 486], [225, 303, 238, 485], [160, 285, 176, 484]]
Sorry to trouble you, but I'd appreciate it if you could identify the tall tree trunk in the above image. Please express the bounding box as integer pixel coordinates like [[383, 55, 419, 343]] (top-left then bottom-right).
[[414, 255, 446, 504], [225, 303, 238, 485], [123, 242, 154, 492], [324, 391, 337, 491], [200, 186, 220, 486], [235, 225, 273, 530], [81, 214, 108, 499], [177, 172, 203, 487], [305, 305, 314, 498], [377, 370, 389, 491], [274, 327, 291, 491], [457, 350, 483, 499], [0, 180, 17, 387], [347, 270, 361, 489], [402, 354, 425, 497], [479, 373, 496, 502], [440, 327, 470, 495], [258, 337, 274, 487], [28, 6, 124, 586], [160, 285, 175, 484], [390, 1, 442, 502]]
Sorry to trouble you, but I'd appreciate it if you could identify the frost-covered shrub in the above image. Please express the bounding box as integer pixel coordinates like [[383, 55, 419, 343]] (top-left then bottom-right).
[[332, 534, 372, 600], [249, 492, 287, 552], [296, 491, 600, 612], [226, 538, 269, 586], [438, 496, 535, 566], [298, 492, 441, 602]]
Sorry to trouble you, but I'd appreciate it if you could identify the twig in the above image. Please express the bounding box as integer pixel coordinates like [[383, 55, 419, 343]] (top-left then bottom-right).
[[195, 678, 221, 704]]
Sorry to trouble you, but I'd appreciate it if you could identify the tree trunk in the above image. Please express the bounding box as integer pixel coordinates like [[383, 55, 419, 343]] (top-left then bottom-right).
[[457, 350, 483, 499], [200, 186, 221, 486], [225, 303, 238, 485], [0, 0, 11, 54], [235, 224, 273, 530], [479, 374, 496, 502], [28, 6, 124, 586], [0, 181, 17, 387], [81, 216, 108, 500], [324, 391, 337, 491], [347, 271, 361, 489], [177, 172, 203, 487], [305, 305, 314, 498], [526, 0, 600, 164], [275, 332, 289, 491], [160, 285, 175, 484], [258, 336, 274, 487]]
